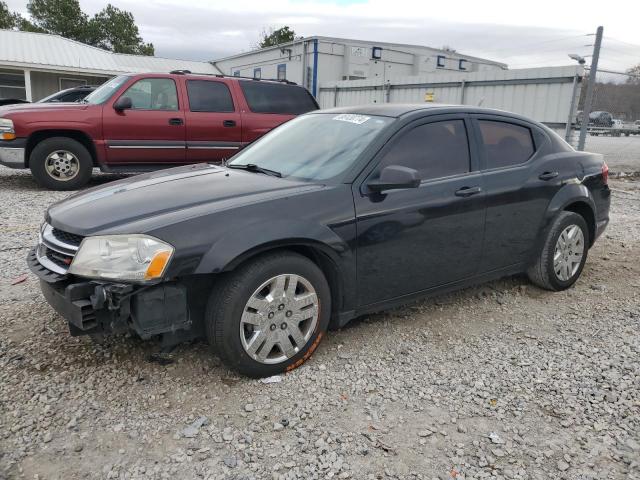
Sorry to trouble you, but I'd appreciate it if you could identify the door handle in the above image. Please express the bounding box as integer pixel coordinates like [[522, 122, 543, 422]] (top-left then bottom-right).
[[168, 118, 183, 126], [538, 171, 559, 181], [223, 120, 236, 127], [455, 186, 482, 197]]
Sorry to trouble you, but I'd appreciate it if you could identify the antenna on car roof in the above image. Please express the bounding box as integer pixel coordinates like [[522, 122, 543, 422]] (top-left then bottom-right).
[[170, 70, 191, 75]]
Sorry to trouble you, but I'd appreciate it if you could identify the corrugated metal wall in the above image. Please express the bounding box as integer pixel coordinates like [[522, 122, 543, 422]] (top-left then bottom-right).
[[318, 66, 583, 126]]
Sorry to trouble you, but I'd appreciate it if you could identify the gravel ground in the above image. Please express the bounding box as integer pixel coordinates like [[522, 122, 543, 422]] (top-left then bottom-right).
[[579, 135, 640, 175], [1, 166, 639, 480]]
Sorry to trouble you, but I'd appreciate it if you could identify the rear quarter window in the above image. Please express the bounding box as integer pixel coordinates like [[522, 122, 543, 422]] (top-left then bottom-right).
[[478, 120, 535, 169], [239, 81, 318, 115]]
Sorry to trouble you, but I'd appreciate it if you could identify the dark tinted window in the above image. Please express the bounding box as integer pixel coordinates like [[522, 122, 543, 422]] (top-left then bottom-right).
[[186, 80, 234, 112], [239, 81, 318, 114], [478, 120, 535, 169], [378, 120, 470, 180]]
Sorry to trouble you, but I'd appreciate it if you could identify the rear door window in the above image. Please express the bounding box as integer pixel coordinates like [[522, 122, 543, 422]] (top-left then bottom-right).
[[186, 80, 235, 112], [478, 120, 535, 169], [239, 81, 318, 114]]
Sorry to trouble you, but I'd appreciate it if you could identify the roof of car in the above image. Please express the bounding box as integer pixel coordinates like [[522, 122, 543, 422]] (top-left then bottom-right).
[[319, 103, 528, 119]]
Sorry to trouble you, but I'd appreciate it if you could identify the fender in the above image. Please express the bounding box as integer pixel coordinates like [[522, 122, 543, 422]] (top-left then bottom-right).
[[194, 217, 353, 275], [533, 182, 596, 257], [545, 182, 596, 225]]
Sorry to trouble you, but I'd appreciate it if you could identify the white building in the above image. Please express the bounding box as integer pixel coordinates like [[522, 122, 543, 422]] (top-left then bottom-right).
[[212, 36, 507, 97], [0, 29, 221, 102]]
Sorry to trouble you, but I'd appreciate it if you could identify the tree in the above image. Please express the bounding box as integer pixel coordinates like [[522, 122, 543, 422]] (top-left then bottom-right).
[[257, 26, 297, 48], [1, 0, 153, 56], [27, 0, 89, 40], [626, 64, 640, 86], [0, 1, 22, 29], [88, 4, 153, 55]]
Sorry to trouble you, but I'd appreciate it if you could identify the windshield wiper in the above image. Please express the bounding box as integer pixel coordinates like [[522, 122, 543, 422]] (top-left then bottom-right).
[[227, 163, 282, 178]]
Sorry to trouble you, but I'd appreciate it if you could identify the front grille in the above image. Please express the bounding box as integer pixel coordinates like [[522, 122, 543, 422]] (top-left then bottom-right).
[[36, 223, 81, 275], [45, 248, 74, 269], [51, 228, 84, 247]]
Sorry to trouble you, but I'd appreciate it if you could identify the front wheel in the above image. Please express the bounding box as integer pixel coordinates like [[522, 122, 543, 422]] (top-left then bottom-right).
[[527, 211, 589, 291], [205, 252, 331, 377], [29, 137, 93, 190]]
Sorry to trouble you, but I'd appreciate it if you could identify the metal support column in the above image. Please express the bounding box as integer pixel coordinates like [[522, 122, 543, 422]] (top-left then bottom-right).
[[577, 26, 603, 151], [565, 74, 580, 143], [23, 69, 32, 102]]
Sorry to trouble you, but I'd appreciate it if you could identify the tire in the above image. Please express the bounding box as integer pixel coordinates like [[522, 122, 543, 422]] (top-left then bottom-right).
[[29, 137, 93, 190], [205, 251, 331, 377], [527, 211, 589, 291]]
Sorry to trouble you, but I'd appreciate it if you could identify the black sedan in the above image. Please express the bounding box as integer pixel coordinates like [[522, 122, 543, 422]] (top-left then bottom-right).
[[28, 104, 611, 377]]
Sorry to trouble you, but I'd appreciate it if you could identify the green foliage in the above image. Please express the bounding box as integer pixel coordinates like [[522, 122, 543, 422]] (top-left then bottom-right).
[[1, 0, 153, 56], [0, 0, 23, 29], [88, 4, 154, 55], [27, 0, 89, 39], [258, 26, 297, 48]]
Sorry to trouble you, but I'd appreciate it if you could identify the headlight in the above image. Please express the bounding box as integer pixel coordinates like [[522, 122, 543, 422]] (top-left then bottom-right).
[[0, 118, 15, 140], [68, 235, 174, 282]]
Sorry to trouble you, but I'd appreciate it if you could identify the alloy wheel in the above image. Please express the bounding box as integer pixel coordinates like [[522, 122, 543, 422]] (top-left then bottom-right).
[[240, 274, 319, 364], [553, 224, 585, 282], [44, 150, 80, 181]]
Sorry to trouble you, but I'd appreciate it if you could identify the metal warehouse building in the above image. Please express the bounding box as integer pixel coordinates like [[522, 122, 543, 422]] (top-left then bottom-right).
[[0, 29, 220, 102], [212, 36, 507, 97]]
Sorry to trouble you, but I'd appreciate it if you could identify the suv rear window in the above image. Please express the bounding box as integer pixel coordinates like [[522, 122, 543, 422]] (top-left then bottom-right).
[[239, 81, 318, 114], [186, 80, 234, 112], [478, 120, 535, 169]]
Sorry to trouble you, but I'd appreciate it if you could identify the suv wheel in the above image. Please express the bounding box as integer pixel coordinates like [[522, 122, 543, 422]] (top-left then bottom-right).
[[30, 137, 93, 190], [205, 252, 331, 377], [527, 211, 589, 291]]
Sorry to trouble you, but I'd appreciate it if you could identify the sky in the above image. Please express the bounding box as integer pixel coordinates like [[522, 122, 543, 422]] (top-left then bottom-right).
[[5, 0, 640, 73]]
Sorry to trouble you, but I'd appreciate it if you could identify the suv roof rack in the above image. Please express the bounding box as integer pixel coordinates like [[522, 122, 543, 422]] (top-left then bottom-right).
[[223, 75, 298, 85], [168, 70, 297, 85]]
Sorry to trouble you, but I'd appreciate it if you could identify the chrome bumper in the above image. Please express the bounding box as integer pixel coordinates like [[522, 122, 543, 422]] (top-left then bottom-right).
[[0, 146, 25, 168]]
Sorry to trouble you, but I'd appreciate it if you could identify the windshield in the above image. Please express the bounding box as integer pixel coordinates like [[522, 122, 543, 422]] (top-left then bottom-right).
[[228, 113, 393, 181], [83, 75, 130, 105]]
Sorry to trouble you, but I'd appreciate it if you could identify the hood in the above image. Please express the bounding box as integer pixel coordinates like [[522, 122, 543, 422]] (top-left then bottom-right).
[[0, 102, 92, 116], [47, 163, 321, 235]]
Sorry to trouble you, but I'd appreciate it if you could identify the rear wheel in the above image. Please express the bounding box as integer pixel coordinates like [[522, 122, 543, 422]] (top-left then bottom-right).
[[205, 252, 331, 377], [527, 211, 589, 291], [30, 137, 93, 190]]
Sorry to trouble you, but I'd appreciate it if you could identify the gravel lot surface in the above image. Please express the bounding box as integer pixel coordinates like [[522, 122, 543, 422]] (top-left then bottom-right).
[[579, 135, 640, 175], [1, 167, 639, 480]]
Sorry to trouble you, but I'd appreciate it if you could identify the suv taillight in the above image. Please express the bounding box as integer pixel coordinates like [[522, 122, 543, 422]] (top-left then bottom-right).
[[602, 162, 609, 185]]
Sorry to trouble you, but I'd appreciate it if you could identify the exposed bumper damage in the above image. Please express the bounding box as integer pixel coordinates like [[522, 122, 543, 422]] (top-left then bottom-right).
[[28, 247, 195, 342]]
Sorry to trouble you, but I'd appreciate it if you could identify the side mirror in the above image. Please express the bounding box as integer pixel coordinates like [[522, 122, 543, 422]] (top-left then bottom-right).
[[113, 96, 133, 111], [367, 165, 421, 193]]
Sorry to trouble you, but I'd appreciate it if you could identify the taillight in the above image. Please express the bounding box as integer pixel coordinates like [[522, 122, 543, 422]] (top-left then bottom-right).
[[602, 162, 609, 185]]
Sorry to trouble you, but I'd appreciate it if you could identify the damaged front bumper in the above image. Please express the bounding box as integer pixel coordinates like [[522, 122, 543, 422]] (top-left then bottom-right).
[[29, 248, 192, 339]]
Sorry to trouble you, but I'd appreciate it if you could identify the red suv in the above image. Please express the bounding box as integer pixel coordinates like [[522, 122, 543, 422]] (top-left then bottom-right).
[[0, 72, 318, 190]]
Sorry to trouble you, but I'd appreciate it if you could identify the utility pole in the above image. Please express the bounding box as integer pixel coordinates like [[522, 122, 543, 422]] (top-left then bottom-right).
[[577, 26, 603, 151]]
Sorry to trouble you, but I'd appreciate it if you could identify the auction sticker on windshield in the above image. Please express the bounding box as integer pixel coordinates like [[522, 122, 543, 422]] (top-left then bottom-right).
[[333, 114, 370, 125]]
